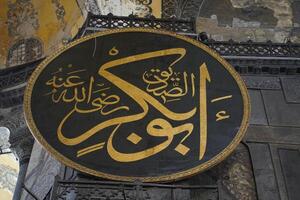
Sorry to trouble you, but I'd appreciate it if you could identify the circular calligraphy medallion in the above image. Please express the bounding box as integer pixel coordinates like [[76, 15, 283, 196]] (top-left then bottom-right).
[[24, 28, 250, 182]]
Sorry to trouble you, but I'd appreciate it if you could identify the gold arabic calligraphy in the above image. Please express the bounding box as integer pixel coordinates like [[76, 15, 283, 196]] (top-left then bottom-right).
[[143, 66, 195, 103], [44, 48, 231, 162]]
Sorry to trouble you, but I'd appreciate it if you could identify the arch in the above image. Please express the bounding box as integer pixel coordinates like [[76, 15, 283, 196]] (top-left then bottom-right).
[[6, 37, 43, 67]]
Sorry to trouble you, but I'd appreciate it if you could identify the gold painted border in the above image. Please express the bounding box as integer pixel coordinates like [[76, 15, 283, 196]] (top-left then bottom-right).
[[24, 28, 250, 182]]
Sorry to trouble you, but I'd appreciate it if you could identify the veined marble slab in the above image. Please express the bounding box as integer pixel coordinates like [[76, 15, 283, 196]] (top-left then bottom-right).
[[21, 142, 62, 200]]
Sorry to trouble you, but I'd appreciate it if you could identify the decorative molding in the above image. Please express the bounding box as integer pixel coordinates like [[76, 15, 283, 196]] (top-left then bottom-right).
[[0, 86, 25, 108], [206, 40, 300, 58], [0, 106, 34, 163], [0, 58, 42, 91], [9, 128, 33, 164], [134, 0, 153, 17], [77, 13, 196, 39], [0, 106, 25, 134], [162, 0, 176, 18]]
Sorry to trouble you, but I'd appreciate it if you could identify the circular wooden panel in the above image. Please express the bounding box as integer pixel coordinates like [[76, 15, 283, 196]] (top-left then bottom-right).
[[24, 28, 250, 182]]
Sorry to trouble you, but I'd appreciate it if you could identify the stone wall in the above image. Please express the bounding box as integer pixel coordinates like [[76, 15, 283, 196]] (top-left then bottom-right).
[[197, 0, 300, 42], [162, 0, 300, 42]]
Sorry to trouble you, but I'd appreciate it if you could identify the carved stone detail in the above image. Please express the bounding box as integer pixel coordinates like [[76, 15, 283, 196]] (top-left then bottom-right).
[[218, 144, 257, 200], [9, 128, 34, 164], [85, 0, 101, 15], [162, 0, 176, 18], [134, 0, 153, 17], [0, 106, 34, 163], [0, 86, 26, 108], [0, 106, 26, 133]]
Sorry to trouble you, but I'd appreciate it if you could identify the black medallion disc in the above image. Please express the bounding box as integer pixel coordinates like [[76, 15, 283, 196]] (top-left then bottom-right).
[[24, 28, 250, 182]]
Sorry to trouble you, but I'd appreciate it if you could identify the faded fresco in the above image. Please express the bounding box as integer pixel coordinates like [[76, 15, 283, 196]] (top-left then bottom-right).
[[0, 0, 84, 69]]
